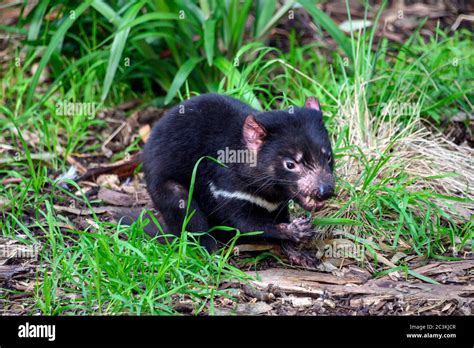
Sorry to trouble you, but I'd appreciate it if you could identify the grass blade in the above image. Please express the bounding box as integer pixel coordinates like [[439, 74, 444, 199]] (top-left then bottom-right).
[[255, 0, 293, 40], [407, 270, 440, 285], [203, 19, 216, 66], [312, 217, 361, 226], [165, 57, 203, 105], [91, 0, 121, 26], [28, 0, 50, 41], [100, 1, 144, 102], [254, 0, 276, 37], [214, 56, 261, 109], [299, 0, 353, 61], [26, 1, 92, 107]]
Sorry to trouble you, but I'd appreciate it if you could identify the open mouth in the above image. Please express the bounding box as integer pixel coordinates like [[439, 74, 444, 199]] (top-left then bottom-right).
[[296, 194, 326, 212]]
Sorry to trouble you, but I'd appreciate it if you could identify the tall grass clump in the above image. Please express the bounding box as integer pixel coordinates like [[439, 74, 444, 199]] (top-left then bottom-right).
[[248, 11, 473, 265], [327, 22, 473, 262]]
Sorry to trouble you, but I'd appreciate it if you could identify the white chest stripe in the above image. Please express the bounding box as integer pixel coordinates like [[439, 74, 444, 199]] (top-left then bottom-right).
[[209, 182, 281, 213]]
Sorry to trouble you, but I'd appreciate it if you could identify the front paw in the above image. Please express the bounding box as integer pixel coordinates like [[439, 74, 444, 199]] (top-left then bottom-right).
[[278, 217, 316, 243]]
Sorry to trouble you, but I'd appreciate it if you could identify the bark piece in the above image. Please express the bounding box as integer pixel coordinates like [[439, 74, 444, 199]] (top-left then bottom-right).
[[98, 187, 151, 207], [413, 260, 474, 276], [246, 268, 474, 302], [0, 265, 28, 281], [79, 152, 142, 181]]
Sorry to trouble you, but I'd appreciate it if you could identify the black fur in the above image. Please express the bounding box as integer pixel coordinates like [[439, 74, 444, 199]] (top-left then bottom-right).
[[142, 93, 335, 251]]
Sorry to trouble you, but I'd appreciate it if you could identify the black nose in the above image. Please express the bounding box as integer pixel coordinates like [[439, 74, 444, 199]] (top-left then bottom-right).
[[318, 183, 334, 200]]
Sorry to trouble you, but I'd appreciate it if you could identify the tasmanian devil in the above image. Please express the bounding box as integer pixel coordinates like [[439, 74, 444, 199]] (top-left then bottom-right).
[[141, 93, 335, 266]]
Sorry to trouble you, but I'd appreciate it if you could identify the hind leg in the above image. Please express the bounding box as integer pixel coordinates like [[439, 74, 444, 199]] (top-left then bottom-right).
[[150, 180, 216, 251]]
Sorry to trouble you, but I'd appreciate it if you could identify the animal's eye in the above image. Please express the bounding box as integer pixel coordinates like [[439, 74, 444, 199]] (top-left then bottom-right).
[[284, 160, 296, 170], [327, 154, 332, 162]]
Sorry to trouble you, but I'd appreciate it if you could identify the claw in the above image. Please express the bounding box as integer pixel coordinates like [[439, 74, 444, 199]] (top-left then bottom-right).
[[279, 217, 317, 243], [278, 217, 318, 243]]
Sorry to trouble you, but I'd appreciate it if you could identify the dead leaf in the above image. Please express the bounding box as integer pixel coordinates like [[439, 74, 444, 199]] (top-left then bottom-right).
[[98, 187, 150, 207], [0, 196, 10, 210], [79, 152, 141, 181], [139, 124, 151, 143], [96, 174, 120, 189], [234, 302, 272, 315], [53, 204, 121, 216], [0, 265, 29, 281]]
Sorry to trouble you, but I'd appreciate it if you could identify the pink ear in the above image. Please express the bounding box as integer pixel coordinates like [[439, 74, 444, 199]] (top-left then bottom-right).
[[242, 115, 266, 151], [305, 97, 321, 111]]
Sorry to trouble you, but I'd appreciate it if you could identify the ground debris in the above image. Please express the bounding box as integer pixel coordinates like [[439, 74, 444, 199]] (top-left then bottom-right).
[[0, 265, 29, 282], [214, 301, 273, 316], [215, 264, 474, 315], [98, 187, 151, 207], [78, 152, 142, 182]]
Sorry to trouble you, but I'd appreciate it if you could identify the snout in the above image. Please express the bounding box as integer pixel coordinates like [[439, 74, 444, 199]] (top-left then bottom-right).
[[314, 182, 334, 200], [295, 176, 335, 212]]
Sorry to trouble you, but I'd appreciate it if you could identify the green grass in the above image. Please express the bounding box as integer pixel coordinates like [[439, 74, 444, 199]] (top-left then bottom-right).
[[34, 205, 248, 315], [1, 1, 473, 315]]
